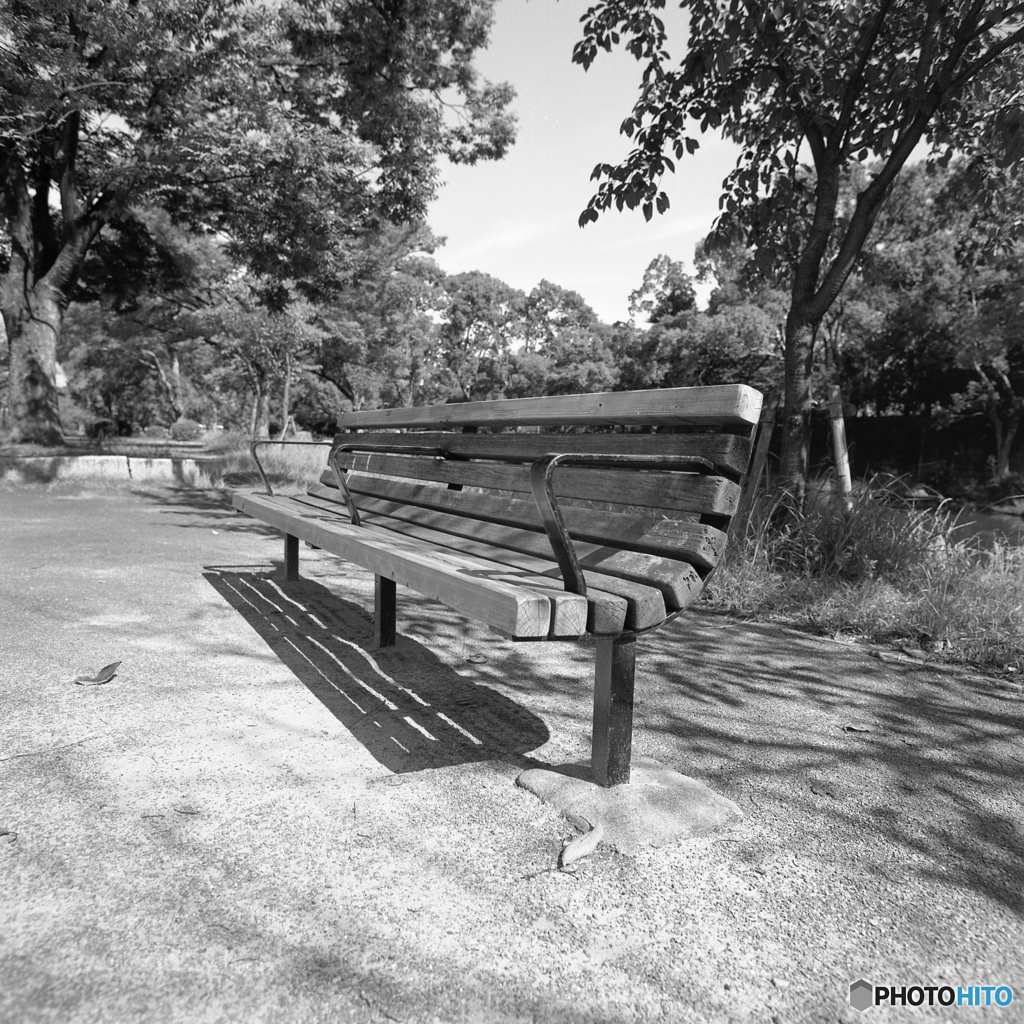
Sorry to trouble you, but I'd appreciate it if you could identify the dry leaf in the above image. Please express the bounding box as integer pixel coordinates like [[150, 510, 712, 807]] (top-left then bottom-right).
[[465, 654, 486, 664], [73, 661, 121, 685], [559, 820, 604, 868], [810, 781, 840, 798]]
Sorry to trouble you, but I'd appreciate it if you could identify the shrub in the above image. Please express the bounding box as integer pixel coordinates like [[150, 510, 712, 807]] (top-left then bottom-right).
[[707, 476, 1024, 674], [170, 418, 204, 442]]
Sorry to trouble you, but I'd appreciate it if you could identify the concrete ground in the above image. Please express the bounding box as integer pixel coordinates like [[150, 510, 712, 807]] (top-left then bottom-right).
[[1, 481, 1022, 1024]]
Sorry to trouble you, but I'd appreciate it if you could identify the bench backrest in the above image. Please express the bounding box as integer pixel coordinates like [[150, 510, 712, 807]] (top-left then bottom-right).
[[311, 385, 762, 623]]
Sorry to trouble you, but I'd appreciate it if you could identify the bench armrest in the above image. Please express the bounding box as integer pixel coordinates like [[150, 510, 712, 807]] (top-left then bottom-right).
[[250, 440, 335, 497], [529, 453, 715, 596]]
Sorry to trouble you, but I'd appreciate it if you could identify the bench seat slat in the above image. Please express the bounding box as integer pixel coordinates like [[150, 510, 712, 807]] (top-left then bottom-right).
[[233, 492, 588, 639], [305, 486, 705, 613], [334, 384, 762, 430], [317, 475, 731, 564], [295, 492, 677, 631], [330, 450, 739, 514], [333, 431, 752, 480]]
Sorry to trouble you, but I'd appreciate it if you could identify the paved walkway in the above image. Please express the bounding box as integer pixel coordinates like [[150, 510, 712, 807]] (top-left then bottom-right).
[[2, 482, 1022, 1024]]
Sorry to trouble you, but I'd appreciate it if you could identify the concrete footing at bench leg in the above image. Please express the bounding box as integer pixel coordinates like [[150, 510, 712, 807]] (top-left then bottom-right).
[[284, 534, 299, 581], [592, 635, 636, 787], [374, 575, 396, 648], [516, 758, 743, 856]]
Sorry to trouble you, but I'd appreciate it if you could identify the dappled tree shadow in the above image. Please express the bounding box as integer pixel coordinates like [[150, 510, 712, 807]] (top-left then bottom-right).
[[635, 614, 1024, 915], [149, 485, 1024, 915]]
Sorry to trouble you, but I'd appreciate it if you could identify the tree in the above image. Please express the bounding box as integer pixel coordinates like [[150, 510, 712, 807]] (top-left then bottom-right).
[[1, 0, 515, 443], [628, 254, 697, 327], [858, 161, 1024, 476], [434, 271, 525, 400], [616, 253, 783, 392], [949, 267, 1024, 478], [519, 281, 616, 395], [315, 223, 447, 415], [575, 0, 1024, 496]]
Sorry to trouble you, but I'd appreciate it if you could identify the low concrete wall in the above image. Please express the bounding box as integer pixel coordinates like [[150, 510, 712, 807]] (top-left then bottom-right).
[[0, 455, 224, 487]]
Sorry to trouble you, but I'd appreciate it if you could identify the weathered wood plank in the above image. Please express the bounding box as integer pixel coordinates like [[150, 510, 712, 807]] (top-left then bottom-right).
[[310, 479, 722, 581], [313, 474, 736, 556], [352, 514, 633, 632], [295, 495, 651, 631], [325, 465, 737, 520], [331, 431, 753, 480], [233, 492, 581, 639], [335, 384, 762, 430], [303, 487, 704, 614], [329, 449, 742, 511]]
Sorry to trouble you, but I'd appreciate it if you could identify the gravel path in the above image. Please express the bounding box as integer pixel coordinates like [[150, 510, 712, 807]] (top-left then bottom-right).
[[1, 482, 1021, 1024]]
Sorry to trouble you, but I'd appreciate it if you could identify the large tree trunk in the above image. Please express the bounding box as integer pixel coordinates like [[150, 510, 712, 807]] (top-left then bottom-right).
[[2, 278, 66, 445], [778, 313, 817, 500], [2, 117, 107, 446]]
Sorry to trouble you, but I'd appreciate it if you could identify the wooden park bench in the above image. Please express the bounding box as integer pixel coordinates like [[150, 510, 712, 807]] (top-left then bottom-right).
[[232, 384, 763, 787]]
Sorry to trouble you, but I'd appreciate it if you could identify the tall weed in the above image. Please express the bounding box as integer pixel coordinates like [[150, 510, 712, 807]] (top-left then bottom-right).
[[205, 432, 331, 492], [709, 476, 1023, 674]]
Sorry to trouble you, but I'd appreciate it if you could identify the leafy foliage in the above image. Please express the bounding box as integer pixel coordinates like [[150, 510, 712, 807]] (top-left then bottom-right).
[[0, 0, 516, 441], [574, 0, 1024, 492]]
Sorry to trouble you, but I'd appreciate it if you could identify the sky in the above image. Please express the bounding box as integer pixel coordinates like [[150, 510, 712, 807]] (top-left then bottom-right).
[[426, 0, 742, 324]]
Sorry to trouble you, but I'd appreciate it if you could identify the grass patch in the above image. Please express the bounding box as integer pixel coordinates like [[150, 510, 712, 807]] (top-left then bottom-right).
[[706, 479, 1024, 675], [204, 432, 332, 493]]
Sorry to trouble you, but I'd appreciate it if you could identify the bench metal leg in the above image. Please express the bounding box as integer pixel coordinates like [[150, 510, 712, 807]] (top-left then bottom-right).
[[592, 634, 636, 787], [284, 534, 299, 581], [375, 575, 396, 648]]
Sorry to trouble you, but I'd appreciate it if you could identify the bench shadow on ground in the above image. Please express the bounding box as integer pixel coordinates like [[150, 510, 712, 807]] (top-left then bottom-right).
[[204, 565, 551, 776], [636, 614, 1024, 916]]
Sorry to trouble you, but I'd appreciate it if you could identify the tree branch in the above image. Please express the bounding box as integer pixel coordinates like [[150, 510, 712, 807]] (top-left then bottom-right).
[[947, 23, 1024, 97], [808, 105, 937, 322]]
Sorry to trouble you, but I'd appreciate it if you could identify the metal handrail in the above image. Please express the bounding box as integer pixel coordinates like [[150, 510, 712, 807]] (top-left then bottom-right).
[[529, 453, 715, 596], [328, 443, 451, 528], [250, 439, 336, 497]]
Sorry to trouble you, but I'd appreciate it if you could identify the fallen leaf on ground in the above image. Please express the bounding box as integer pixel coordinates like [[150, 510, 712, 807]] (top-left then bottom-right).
[[73, 661, 121, 685], [0, 828, 17, 842], [173, 805, 200, 815], [465, 654, 486, 664], [559, 820, 604, 868], [842, 722, 874, 733], [810, 781, 840, 798]]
